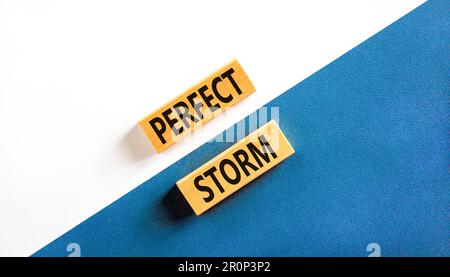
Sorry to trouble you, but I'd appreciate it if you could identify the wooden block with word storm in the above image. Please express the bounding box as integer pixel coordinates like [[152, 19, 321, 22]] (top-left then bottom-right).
[[138, 59, 255, 153], [176, 120, 295, 215]]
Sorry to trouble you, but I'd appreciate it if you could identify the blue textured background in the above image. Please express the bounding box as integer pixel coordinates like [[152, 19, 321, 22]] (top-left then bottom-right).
[[35, 0, 449, 257]]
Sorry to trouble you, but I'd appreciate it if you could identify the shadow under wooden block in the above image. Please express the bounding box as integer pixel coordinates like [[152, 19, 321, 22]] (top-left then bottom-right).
[[121, 124, 156, 162], [161, 185, 194, 221]]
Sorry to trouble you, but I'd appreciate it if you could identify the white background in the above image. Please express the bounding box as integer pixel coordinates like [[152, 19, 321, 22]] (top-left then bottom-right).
[[0, 0, 425, 256]]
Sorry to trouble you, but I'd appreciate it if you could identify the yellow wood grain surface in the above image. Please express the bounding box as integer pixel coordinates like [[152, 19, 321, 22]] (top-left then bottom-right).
[[138, 59, 255, 152], [177, 120, 295, 215]]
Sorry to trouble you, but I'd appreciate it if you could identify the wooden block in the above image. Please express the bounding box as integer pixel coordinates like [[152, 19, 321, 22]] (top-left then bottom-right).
[[138, 59, 255, 153], [176, 120, 295, 215]]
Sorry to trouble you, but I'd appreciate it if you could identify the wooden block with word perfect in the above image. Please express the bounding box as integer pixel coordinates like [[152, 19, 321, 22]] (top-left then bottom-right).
[[138, 59, 255, 153], [176, 120, 295, 215]]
